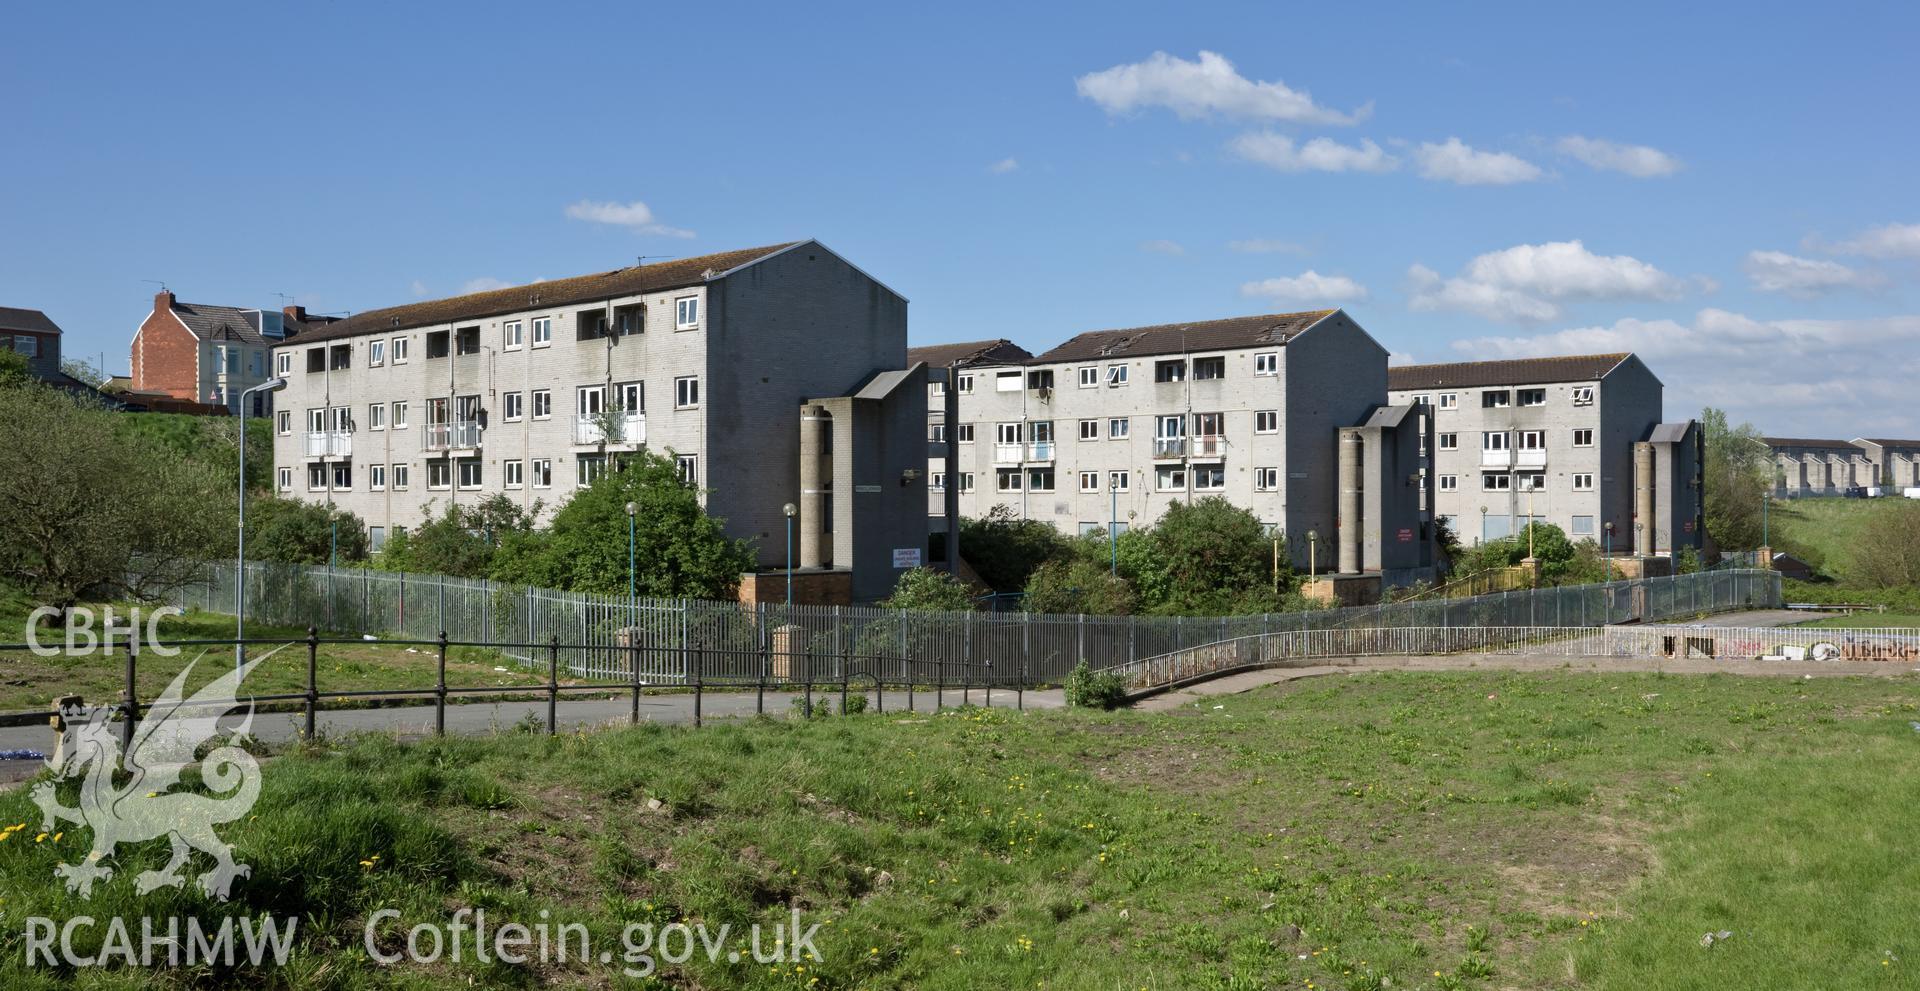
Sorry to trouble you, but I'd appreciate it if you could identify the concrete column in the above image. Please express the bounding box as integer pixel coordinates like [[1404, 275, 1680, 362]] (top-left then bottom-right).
[[1634, 441, 1656, 555], [1338, 428, 1363, 574], [800, 405, 828, 569]]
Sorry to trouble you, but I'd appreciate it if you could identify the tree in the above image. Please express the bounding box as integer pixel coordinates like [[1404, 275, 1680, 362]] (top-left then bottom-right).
[[1141, 498, 1291, 615], [494, 451, 754, 599], [1852, 504, 1920, 589], [118, 412, 274, 494], [61, 358, 106, 388], [379, 495, 539, 578], [0, 350, 31, 388], [245, 497, 369, 565], [1022, 556, 1137, 615], [958, 506, 1066, 592], [1701, 407, 1770, 550], [881, 567, 976, 611], [0, 384, 233, 614]]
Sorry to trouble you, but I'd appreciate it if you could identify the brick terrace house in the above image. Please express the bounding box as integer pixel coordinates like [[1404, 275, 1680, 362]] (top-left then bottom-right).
[[129, 291, 334, 415]]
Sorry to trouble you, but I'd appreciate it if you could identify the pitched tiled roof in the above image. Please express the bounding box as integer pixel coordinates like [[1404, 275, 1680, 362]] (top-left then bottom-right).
[[905, 338, 1033, 368], [284, 243, 801, 347], [1856, 438, 1920, 448], [1030, 310, 1334, 364], [1763, 437, 1859, 450], [1388, 353, 1630, 391], [0, 306, 62, 335], [170, 301, 287, 346]]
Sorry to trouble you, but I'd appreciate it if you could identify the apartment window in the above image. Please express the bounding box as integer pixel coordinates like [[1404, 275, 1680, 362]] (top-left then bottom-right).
[[577, 384, 606, 418], [955, 423, 974, 443], [1026, 369, 1055, 391], [1079, 419, 1100, 441], [996, 468, 1022, 492], [614, 305, 642, 337], [1483, 432, 1510, 451], [391, 337, 409, 363], [325, 344, 350, 369], [1439, 474, 1458, 491], [1079, 471, 1100, 492], [504, 459, 524, 489], [1572, 428, 1594, 447], [532, 317, 552, 347], [370, 464, 387, 491], [1438, 432, 1458, 450], [503, 321, 523, 349], [1109, 417, 1130, 439], [504, 392, 523, 421], [929, 423, 947, 443], [305, 348, 324, 373], [957, 373, 974, 394], [1192, 356, 1226, 380], [1154, 359, 1186, 383], [1156, 466, 1187, 491], [1413, 394, 1432, 408], [1573, 473, 1594, 491], [1519, 430, 1545, 450], [1571, 386, 1594, 406], [277, 467, 292, 491], [958, 472, 975, 493], [675, 296, 700, 329], [455, 327, 480, 356], [1482, 473, 1511, 491], [1079, 367, 1098, 388], [369, 403, 386, 430], [1193, 466, 1226, 491], [1571, 515, 1595, 535], [576, 455, 606, 488], [1109, 471, 1130, 492], [391, 401, 408, 429], [1438, 392, 1457, 410], [994, 370, 1020, 392], [930, 471, 946, 492], [276, 411, 291, 435], [532, 390, 552, 419], [1520, 472, 1546, 490], [530, 459, 552, 488], [330, 462, 352, 489], [1519, 388, 1546, 407], [427, 461, 451, 490], [676, 454, 698, 485], [426, 331, 450, 359], [1106, 364, 1129, 387], [1482, 390, 1511, 408], [929, 380, 945, 398], [370, 340, 386, 367], [1254, 352, 1279, 376], [387, 464, 407, 490], [1254, 410, 1278, 434], [674, 376, 700, 409], [617, 379, 644, 413], [275, 352, 291, 375], [307, 464, 327, 490], [995, 421, 1023, 447], [1254, 467, 1280, 491], [1027, 468, 1055, 492]]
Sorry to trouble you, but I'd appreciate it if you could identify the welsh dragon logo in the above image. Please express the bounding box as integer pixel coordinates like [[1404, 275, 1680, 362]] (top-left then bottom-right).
[[33, 652, 277, 900]]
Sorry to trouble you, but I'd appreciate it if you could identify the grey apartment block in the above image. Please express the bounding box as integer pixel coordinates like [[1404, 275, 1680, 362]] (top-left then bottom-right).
[[1389, 353, 1682, 553], [1768, 437, 1920, 496], [920, 310, 1427, 574], [270, 240, 926, 601]]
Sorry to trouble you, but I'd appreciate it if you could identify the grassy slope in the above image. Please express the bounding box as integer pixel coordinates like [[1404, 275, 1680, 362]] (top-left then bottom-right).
[[1769, 497, 1908, 581], [2, 670, 1917, 989]]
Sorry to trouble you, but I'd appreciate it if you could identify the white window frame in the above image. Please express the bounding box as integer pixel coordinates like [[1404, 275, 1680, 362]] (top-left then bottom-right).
[[505, 460, 524, 489], [370, 464, 386, 491], [1519, 388, 1546, 407], [930, 471, 946, 492], [306, 464, 327, 491], [1518, 430, 1546, 451], [674, 376, 700, 409], [275, 352, 291, 375], [1105, 364, 1128, 387], [1483, 432, 1510, 452], [1482, 390, 1511, 409], [276, 411, 291, 435], [676, 454, 698, 485], [504, 392, 523, 422], [1156, 466, 1187, 491], [957, 373, 974, 394], [1108, 417, 1130, 440], [958, 472, 975, 493], [391, 337, 409, 364], [1254, 410, 1278, 434], [503, 320, 524, 350], [1254, 467, 1280, 491], [576, 455, 605, 488], [996, 468, 1022, 492], [369, 340, 385, 367], [1192, 466, 1226, 491], [1572, 428, 1594, 447], [532, 317, 552, 347], [1438, 392, 1457, 410], [1482, 472, 1510, 491], [532, 459, 552, 488], [1571, 386, 1595, 406], [391, 464, 410, 491], [369, 403, 385, 430], [1108, 470, 1130, 492], [1079, 471, 1100, 492], [532, 389, 552, 419], [1439, 474, 1458, 492], [1027, 468, 1055, 493], [330, 462, 353, 490], [1078, 366, 1098, 388], [427, 461, 451, 490], [955, 423, 974, 443], [675, 296, 700, 330], [276, 467, 292, 491], [1254, 352, 1279, 376], [1079, 419, 1099, 441], [1573, 473, 1594, 491], [391, 401, 409, 429]]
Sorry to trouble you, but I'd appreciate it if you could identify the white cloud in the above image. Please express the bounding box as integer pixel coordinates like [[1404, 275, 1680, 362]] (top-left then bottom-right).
[[563, 199, 696, 238], [1075, 50, 1369, 125], [1447, 309, 1920, 436], [1240, 270, 1369, 303], [1742, 250, 1879, 295], [1229, 133, 1397, 173], [987, 157, 1020, 175], [409, 280, 429, 298], [1409, 240, 1690, 322], [1555, 136, 1682, 177], [1414, 138, 1543, 185], [461, 277, 513, 294], [1139, 239, 1185, 256], [1227, 238, 1308, 254], [1819, 221, 1920, 259]]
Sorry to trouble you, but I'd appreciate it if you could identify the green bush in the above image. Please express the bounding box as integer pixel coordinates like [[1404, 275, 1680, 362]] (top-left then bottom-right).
[[840, 693, 869, 716], [882, 567, 976, 611], [1064, 661, 1127, 710], [959, 506, 1068, 592]]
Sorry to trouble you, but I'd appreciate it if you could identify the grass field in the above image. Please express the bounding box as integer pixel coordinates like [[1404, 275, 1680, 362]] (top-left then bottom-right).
[[1769, 496, 1915, 581], [1792, 612, 1920, 629], [0, 605, 570, 714], [1, 669, 1916, 989]]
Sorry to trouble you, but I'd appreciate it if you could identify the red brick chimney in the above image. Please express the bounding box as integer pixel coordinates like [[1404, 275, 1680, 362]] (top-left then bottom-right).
[[154, 289, 175, 313], [283, 304, 308, 323]]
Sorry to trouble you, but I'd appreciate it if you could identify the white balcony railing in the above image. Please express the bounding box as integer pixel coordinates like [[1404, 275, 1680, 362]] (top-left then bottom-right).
[[994, 443, 1024, 464], [1026, 441, 1055, 463], [1153, 438, 1187, 459], [1480, 449, 1513, 469], [424, 420, 483, 451], [304, 431, 351, 458], [1189, 435, 1225, 460], [1516, 448, 1548, 469], [573, 411, 647, 447]]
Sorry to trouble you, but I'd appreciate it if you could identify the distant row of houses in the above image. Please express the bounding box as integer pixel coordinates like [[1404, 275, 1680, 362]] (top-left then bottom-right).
[[7, 241, 1732, 603], [1765, 437, 1920, 496]]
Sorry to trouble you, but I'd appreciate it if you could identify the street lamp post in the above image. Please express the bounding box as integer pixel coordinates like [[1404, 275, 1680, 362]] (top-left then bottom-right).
[[1108, 480, 1119, 576], [782, 502, 797, 607], [1307, 529, 1319, 579], [234, 376, 287, 673], [624, 502, 637, 617]]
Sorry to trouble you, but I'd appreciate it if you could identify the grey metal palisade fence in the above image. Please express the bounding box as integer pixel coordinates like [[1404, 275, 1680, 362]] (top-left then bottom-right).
[[167, 562, 1783, 687]]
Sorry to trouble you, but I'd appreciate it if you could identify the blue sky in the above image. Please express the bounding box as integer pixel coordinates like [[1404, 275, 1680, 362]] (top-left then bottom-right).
[[4, 1, 1917, 437]]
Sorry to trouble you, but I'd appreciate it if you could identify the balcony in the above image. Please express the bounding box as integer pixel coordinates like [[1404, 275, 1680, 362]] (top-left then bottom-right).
[[1515, 447, 1547, 470], [1189, 434, 1225, 461], [994, 443, 1024, 464], [424, 420, 482, 452], [1025, 441, 1055, 463], [304, 431, 351, 459], [1480, 449, 1513, 469], [573, 411, 647, 447], [1153, 438, 1187, 459]]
